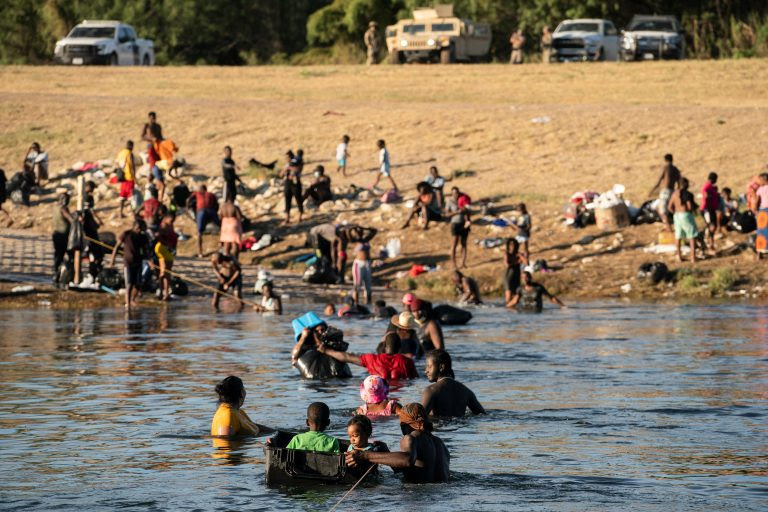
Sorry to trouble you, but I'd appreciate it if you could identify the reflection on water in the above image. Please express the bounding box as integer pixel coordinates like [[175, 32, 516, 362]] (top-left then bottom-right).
[[0, 301, 766, 511]]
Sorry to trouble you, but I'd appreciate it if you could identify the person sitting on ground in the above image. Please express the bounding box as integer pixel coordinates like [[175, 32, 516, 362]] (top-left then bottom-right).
[[422, 350, 485, 417], [507, 270, 565, 311], [346, 402, 450, 483], [668, 177, 700, 263], [23, 142, 48, 187], [504, 238, 524, 306], [286, 402, 340, 453], [424, 166, 449, 209], [110, 219, 149, 310], [219, 201, 242, 260], [402, 181, 442, 230], [155, 214, 178, 301], [116, 140, 141, 218], [211, 252, 242, 310], [254, 281, 282, 314], [719, 187, 738, 231], [211, 376, 273, 437], [221, 145, 243, 204], [188, 184, 219, 258], [410, 299, 444, 352], [318, 331, 418, 380], [347, 415, 388, 455], [383, 312, 423, 358], [373, 299, 398, 319], [445, 186, 471, 268], [356, 375, 402, 417], [303, 165, 333, 207], [453, 270, 482, 304]]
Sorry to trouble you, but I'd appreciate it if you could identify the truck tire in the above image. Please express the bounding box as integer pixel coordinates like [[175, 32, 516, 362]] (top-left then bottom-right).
[[440, 45, 455, 64], [142, 54, 150, 66], [110, 53, 118, 66]]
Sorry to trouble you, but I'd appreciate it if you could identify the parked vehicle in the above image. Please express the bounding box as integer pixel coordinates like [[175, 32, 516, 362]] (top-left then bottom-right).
[[385, 4, 491, 64], [621, 15, 685, 60], [54, 20, 155, 66], [550, 19, 620, 62]]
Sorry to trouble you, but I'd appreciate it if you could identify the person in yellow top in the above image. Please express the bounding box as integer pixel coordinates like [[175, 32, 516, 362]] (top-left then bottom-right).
[[211, 376, 273, 437], [116, 140, 141, 218]]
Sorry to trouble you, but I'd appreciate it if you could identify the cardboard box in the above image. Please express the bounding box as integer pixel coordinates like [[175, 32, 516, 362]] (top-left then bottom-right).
[[595, 203, 630, 231]]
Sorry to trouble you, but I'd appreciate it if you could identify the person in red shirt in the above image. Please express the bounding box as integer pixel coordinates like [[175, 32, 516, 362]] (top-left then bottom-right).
[[700, 172, 720, 254], [137, 186, 165, 232], [317, 332, 418, 380], [187, 184, 220, 258]]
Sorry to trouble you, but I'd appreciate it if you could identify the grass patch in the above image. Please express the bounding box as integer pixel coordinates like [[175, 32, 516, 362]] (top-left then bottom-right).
[[708, 267, 738, 295]]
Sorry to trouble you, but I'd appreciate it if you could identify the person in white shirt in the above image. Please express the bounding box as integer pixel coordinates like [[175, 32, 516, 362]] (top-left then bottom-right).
[[371, 139, 398, 191], [336, 134, 350, 177]]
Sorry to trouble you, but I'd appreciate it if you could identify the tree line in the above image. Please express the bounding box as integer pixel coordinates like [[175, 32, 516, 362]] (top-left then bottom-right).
[[1, 0, 766, 64]]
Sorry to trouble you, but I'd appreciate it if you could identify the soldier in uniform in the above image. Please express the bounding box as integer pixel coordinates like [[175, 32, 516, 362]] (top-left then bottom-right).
[[541, 26, 552, 63], [365, 21, 380, 65], [509, 29, 525, 64]]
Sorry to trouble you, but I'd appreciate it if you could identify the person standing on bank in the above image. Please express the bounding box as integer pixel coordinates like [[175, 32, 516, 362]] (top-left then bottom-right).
[[364, 21, 380, 65], [509, 29, 525, 64], [541, 26, 552, 63], [52, 192, 73, 285], [221, 145, 243, 204]]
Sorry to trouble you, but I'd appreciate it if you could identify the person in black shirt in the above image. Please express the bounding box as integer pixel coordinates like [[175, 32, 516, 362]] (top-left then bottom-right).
[[222, 145, 243, 203], [280, 150, 303, 224], [110, 219, 149, 310], [507, 271, 565, 312], [140, 111, 163, 143]]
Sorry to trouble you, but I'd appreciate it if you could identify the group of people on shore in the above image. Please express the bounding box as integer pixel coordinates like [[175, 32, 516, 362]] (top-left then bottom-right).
[[213, 289, 486, 483]]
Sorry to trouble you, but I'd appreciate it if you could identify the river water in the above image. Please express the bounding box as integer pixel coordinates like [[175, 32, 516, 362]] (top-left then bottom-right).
[[0, 300, 766, 511]]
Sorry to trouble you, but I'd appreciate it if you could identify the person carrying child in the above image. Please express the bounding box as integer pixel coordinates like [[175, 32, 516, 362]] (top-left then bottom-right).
[[286, 402, 340, 453], [356, 375, 402, 417], [211, 376, 273, 437]]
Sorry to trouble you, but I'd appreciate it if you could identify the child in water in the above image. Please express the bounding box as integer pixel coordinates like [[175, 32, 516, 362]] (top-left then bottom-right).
[[356, 375, 402, 417], [286, 402, 340, 453], [347, 415, 374, 451], [211, 376, 272, 437]]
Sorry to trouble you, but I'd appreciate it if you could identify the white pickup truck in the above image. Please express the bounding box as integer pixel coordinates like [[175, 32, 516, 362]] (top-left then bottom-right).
[[550, 19, 620, 62], [54, 20, 155, 66]]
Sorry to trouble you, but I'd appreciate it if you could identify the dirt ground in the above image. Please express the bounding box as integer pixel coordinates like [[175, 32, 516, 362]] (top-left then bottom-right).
[[1, 61, 767, 305]]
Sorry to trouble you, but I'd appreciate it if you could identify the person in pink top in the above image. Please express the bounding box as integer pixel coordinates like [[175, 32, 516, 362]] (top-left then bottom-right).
[[756, 173, 768, 211], [700, 172, 720, 254], [356, 375, 402, 417]]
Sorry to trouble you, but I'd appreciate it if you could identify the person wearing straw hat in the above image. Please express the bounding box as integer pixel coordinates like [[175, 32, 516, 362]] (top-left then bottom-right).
[[318, 332, 418, 380], [383, 311, 422, 358], [345, 402, 450, 483], [364, 21, 380, 65]]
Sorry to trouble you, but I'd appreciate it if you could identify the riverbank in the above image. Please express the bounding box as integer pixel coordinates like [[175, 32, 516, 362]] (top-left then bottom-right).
[[1, 61, 767, 305]]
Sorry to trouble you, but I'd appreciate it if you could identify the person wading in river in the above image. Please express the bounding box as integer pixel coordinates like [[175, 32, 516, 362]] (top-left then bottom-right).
[[421, 350, 485, 417], [346, 402, 450, 483]]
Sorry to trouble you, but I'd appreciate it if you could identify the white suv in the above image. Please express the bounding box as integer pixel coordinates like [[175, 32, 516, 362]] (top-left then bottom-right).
[[551, 19, 620, 62], [54, 20, 155, 66]]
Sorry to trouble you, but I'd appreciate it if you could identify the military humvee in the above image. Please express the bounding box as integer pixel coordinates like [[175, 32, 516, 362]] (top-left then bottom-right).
[[385, 4, 492, 64]]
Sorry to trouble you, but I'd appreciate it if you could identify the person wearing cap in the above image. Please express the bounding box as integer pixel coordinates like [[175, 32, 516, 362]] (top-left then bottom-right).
[[453, 270, 482, 304], [507, 270, 565, 312], [346, 402, 450, 483], [364, 21, 380, 65], [384, 311, 423, 358], [356, 375, 402, 417], [317, 331, 418, 380], [410, 299, 444, 352], [422, 350, 484, 417]]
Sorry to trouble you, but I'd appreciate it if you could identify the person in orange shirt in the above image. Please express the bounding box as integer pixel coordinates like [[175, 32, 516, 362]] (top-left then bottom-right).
[[211, 376, 273, 437], [152, 135, 181, 201]]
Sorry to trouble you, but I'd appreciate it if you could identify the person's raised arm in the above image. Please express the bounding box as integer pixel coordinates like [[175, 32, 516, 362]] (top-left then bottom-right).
[[316, 344, 362, 366], [291, 328, 311, 364]]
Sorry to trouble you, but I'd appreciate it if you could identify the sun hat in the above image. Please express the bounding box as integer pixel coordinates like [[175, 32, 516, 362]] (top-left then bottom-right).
[[391, 311, 416, 330], [360, 375, 389, 404]]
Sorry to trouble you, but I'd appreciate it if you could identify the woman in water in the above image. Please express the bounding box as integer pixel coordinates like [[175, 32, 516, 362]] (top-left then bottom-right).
[[254, 281, 282, 314], [504, 238, 524, 306], [356, 375, 401, 417], [211, 376, 272, 437]]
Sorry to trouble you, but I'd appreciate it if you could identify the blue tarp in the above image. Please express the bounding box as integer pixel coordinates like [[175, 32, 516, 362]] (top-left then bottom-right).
[[291, 312, 325, 341]]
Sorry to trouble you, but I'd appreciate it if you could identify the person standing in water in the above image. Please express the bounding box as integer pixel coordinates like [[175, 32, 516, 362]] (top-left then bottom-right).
[[507, 270, 565, 311], [453, 270, 482, 304], [504, 238, 524, 305], [211, 376, 272, 437], [421, 350, 485, 417], [211, 252, 242, 310]]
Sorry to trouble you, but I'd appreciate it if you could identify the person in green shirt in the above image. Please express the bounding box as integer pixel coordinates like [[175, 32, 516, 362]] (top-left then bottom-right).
[[286, 402, 340, 453]]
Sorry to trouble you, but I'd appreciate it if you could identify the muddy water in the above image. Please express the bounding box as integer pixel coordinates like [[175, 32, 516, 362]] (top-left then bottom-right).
[[0, 301, 766, 511]]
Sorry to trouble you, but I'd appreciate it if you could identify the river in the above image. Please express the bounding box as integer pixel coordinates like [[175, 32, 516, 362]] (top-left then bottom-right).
[[0, 300, 766, 511]]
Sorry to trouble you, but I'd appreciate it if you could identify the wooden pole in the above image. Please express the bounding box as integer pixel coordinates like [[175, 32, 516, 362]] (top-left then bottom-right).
[[73, 176, 84, 284]]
